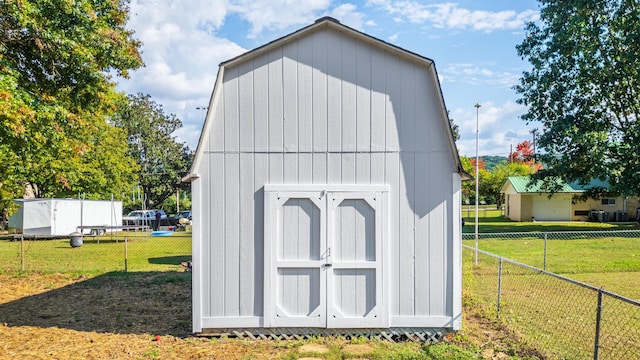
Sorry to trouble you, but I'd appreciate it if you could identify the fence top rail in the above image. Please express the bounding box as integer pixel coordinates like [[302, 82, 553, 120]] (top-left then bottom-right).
[[463, 244, 640, 307], [462, 229, 640, 237]]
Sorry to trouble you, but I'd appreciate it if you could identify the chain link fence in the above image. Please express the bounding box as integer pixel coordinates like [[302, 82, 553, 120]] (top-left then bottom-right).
[[0, 229, 192, 273], [463, 230, 640, 272], [464, 240, 640, 359]]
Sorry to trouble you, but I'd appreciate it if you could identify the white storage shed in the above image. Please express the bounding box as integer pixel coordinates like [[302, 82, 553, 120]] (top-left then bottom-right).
[[8, 198, 122, 236], [184, 17, 468, 338]]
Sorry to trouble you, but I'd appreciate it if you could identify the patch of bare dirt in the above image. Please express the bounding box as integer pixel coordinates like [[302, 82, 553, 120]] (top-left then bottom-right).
[[0, 272, 544, 359]]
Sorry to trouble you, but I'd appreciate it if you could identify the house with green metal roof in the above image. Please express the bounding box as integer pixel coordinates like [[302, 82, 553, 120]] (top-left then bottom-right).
[[501, 176, 627, 222]]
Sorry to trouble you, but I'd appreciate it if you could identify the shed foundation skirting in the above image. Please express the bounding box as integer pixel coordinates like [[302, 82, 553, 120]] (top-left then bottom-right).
[[197, 327, 449, 343]]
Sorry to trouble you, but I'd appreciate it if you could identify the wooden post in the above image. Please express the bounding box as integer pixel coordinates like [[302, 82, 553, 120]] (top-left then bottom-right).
[[124, 237, 128, 272], [20, 235, 25, 271]]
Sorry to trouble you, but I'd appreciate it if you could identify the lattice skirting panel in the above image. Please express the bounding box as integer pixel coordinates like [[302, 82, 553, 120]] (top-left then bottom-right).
[[197, 328, 449, 343]]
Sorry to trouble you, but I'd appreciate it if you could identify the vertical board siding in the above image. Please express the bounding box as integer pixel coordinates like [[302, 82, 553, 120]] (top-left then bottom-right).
[[254, 153, 268, 315], [224, 153, 240, 316], [239, 61, 254, 152], [268, 49, 284, 152], [414, 151, 431, 316], [196, 27, 459, 328], [239, 153, 255, 316], [398, 152, 416, 316], [341, 35, 357, 153], [356, 41, 372, 152], [312, 32, 328, 152], [209, 153, 225, 317], [224, 67, 239, 152], [283, 43, 298, 152], [298, 37, 314, 153], [254, 54, 270, 152], [370, 50, 386, 152], [327, 30, 342, 153]]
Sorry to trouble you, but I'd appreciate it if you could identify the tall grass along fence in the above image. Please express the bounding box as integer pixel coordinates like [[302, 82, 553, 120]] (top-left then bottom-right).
[[0, 230, 192, 274], [463, 239, 640, 359]]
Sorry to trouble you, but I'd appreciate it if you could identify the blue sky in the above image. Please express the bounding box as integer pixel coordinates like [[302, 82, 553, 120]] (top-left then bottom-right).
[[116, 0, 541, 157]]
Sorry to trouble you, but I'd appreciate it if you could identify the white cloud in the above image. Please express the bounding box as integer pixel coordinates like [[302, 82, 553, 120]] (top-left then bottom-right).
[[366, 1, 539, 32], [329, 3, 367, 30], [440, 63, 521, 88], [229, 0, 332, 37], [454, 101, 531, 157]]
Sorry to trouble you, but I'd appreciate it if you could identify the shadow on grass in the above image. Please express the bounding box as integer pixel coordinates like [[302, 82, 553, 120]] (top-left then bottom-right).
[[148, 255, 191, 265], [0, 271, 192, 337]]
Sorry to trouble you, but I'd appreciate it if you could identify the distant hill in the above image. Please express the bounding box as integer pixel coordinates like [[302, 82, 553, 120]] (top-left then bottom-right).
[[482, 156, 508, 171]]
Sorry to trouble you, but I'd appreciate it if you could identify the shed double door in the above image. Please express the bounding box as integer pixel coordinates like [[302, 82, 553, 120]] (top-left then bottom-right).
[[264, 185, 389, 328]]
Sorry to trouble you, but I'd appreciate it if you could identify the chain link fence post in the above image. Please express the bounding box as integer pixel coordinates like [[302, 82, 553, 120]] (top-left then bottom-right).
[[594, 288, 603, 360], [497, 257, 502, 318], [543, 232, 548, 271]]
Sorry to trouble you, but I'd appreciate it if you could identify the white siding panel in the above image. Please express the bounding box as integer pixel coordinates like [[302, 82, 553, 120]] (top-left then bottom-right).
[[268, 49, 284, 152], [429, 155, 448, 315], [370, 152, 385, 184], [299, 153, 313, 184], [399, 63, 416, 152], [225, 153, 240, 317], [297, 38, 313, 152], [385, 55, 401, 152], [284, 153, 298, 183], [370, 50, 386, 152], [398, 152, 415, 316], [356, 153, 370, 184], [341, 35, 357, 152], [239, 61, 254, 152], [356, 41, 371, 152], [426, 71, 446, 152], [239, 153, 255, 316], [209, 88, 225, 152], [312, 32, 328, 152], [341, 153, 356, 184], [192, 174, 203, 332], [224, 67, 239, 152], [283, 43, 298, 152], [254, 54, 270, 152], [414, 152, 430, 316], [312, 153, 327, 184], [254, 153, 268, 315], [327, 153, 342, 184], [414, 70, 430, 152], [209, 153, 225, 317], [327, 30, 342, 152], [385, 152, 400, 317], [269, 153, 284, 184]]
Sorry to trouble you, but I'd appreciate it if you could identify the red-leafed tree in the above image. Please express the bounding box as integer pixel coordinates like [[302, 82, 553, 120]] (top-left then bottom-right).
[[510, 140, 534, 163], [470, 157, 486, 170], [510, 140, 542, 172]]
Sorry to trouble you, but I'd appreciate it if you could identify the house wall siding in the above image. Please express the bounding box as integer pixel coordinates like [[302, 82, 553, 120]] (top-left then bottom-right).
[[193, 27, 458, 329]]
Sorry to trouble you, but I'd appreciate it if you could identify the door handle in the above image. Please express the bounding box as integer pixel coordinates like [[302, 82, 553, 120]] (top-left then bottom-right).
[[324, 263, 332, 267]]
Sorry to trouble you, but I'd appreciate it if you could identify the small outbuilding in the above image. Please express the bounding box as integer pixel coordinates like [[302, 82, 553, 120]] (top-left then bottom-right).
[[502, 176, 627, 222], [184, 17, 468, 338], [8, 198, 123, 236]]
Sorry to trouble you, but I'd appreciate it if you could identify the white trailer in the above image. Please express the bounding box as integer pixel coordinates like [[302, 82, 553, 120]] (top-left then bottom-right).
[[8, 198, 122, 236]]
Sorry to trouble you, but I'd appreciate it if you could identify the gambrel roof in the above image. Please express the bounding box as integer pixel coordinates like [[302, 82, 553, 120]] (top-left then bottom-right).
[[183, 17, 467, 182]]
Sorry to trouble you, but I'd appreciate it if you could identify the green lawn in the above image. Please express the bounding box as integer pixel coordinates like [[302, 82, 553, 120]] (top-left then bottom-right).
[[463, 213, 640, 359], [0, 231, 192, 274]]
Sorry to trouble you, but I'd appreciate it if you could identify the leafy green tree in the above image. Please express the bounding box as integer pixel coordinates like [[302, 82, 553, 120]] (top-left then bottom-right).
[[111, 94, 193, 209], [482, 162, 534, 208], [0, 0, 143, 206], [515, 0, 640, 195]]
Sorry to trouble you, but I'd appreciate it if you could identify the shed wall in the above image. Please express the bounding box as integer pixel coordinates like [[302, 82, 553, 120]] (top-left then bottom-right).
[[193, 27, 459, 330]]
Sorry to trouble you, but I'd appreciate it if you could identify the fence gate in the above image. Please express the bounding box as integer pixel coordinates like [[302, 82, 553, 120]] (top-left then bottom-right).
[[264, 185, 389, 329]]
